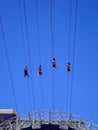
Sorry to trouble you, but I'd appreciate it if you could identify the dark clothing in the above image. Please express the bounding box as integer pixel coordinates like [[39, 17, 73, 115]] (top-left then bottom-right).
[[38, 65, 42, 76], [67, 63, 71, 72], [67, 66, 70, 72], [24, 68, 29, 77], [52, 58, 56, 68]]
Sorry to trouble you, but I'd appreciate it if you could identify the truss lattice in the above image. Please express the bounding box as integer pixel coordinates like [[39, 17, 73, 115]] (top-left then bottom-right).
[[0, 110, 98, 130]]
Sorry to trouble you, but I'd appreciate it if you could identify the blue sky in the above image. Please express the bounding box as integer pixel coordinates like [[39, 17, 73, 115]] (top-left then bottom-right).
[[0, 0, 98, 124]]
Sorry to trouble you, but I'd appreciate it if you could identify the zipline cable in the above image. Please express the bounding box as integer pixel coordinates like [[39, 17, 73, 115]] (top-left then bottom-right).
[[66, 0, 72, 112], [35, 0, 44, 109], [66, 74, 69, 112], [69, 0, 78, 114], [18, 0, 33, 111], [50, 0, 56, 110], [18, 0, 26, 66], [0, 17, 18, 112], [68, 0, 72, 61], [51, 0, 55, 58], [35, 0, 41, 64], [23, 0, 36, 110]]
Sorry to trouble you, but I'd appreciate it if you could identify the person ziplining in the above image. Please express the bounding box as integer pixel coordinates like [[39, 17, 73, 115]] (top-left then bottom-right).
[[38, 65, 42, 76], [67, 62, 71, 72], [24, 66, 29, 78], [52, 58, 56, 68]]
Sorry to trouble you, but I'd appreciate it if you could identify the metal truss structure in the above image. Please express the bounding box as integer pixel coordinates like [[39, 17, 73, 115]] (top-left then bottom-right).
[[0, 110, 98, 130]]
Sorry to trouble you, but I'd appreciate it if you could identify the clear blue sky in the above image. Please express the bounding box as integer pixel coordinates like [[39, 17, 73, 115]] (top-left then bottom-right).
[[0, 0, 98, 124]]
